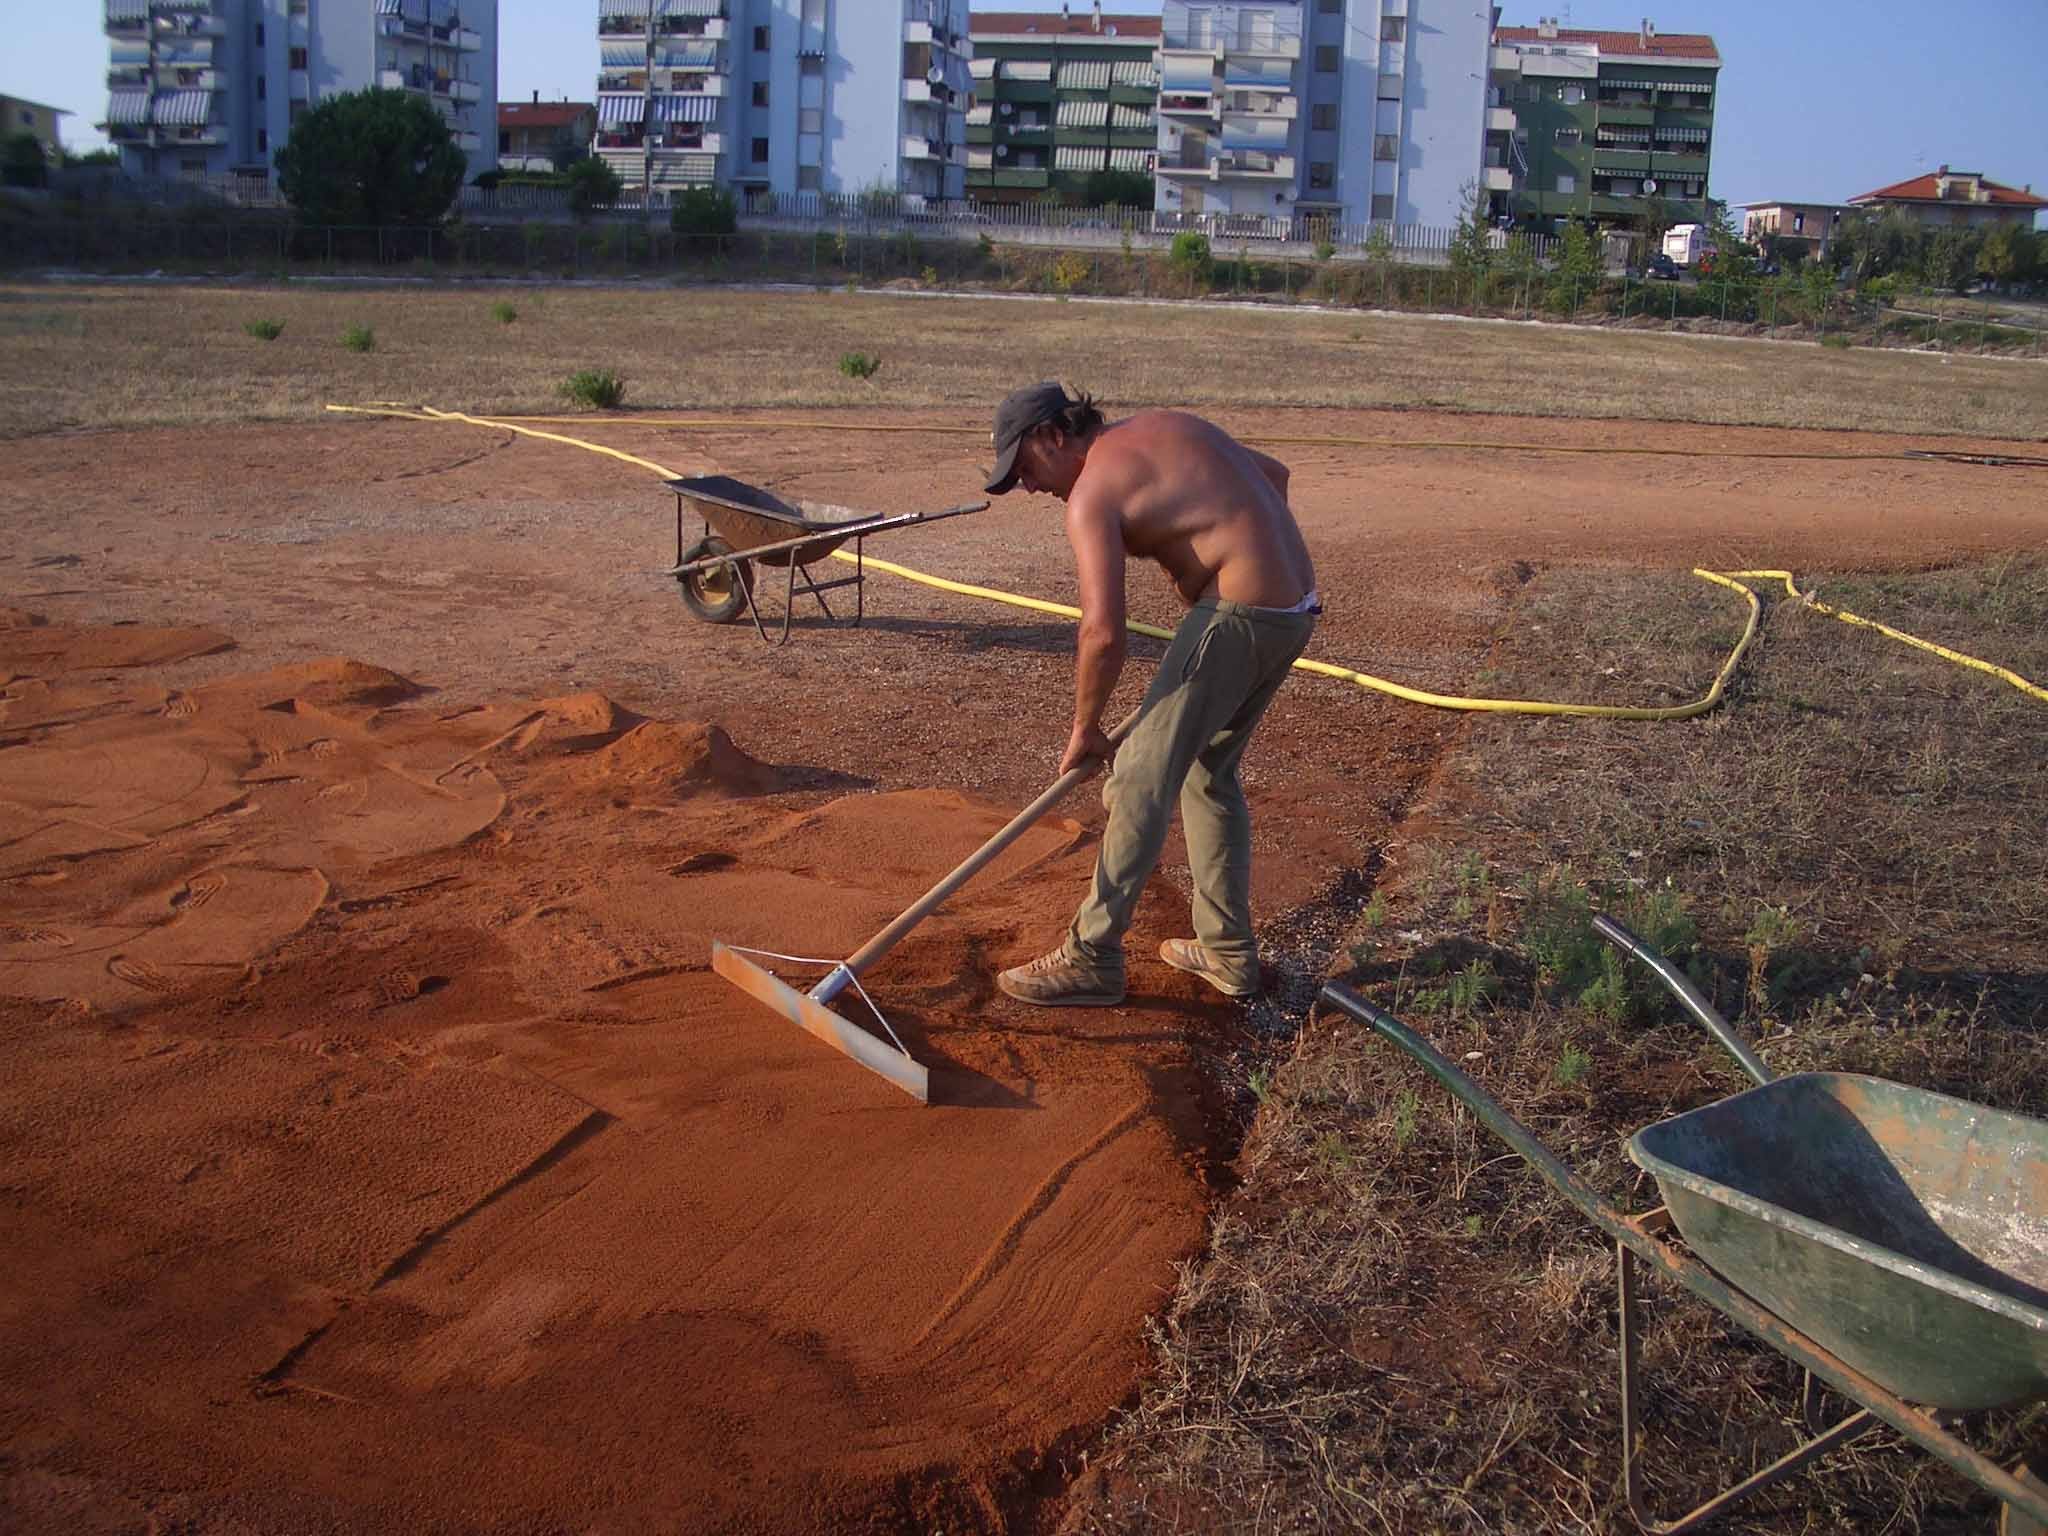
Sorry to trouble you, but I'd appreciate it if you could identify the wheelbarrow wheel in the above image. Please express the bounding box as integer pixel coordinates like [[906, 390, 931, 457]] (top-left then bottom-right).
[[677, 537, 752, 624]]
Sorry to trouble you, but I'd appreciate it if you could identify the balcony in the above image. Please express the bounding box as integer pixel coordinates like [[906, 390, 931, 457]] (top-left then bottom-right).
[[1221, 91, 1295, 118], [1165, 20, 1301, 57], [452, 129, 481, 153], [1155, 155, 1211, 177], [1482, 165, 1512, 191], [1598, 103, 1654, 126], [1215, 149, 1292, 179], [451, 79, 481, 105], [903, 78, 937, 104], [169, 125, 224, 145], [902, 134, 939, 162], [1486, 106, 1515, 132], [453, 26, 481, 51], [992, 167, 1049, 189]]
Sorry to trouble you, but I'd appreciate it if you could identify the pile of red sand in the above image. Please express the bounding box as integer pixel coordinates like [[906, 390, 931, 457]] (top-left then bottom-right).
[[0, 621, 1226, 1534]]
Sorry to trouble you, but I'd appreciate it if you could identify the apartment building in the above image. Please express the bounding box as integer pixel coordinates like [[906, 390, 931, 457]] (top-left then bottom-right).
[[1154, 1, 1490, 231], [1487, 17, 1719, 232], [966, 8, 1160, 206], [595, 0, 970, 204], [101, 0, 498, 183]]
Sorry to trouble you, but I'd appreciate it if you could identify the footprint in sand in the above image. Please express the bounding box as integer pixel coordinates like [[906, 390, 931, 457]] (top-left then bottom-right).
[[108, 955, 177, 993], [0, 925, 73, 948], [161, 693, 198, 718], [666, 852, 737, 876], [170, 871, 227, 910]]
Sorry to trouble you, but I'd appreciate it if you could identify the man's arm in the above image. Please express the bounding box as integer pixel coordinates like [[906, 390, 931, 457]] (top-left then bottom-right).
[[1244, 446, 1290, 500], [1062, 488, 1126, 776]]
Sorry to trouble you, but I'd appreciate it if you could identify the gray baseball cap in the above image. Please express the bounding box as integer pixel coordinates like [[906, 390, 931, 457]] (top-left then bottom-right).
[[984, 381, 1072, 495]]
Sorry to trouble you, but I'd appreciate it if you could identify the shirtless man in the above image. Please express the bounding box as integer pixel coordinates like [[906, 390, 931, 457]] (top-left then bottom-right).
[[981, 382, 1319, 1007]]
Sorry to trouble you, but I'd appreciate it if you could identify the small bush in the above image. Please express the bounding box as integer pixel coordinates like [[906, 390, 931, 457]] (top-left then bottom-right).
[[670, 184, 738, 237], [1169, 231, 1213, 286], [243, 318, 285, 341], [341, 323, 375, 353], [565, 157, 623, 219], [1049, 251, 1090, 293], [838, 351, 880, 381], [1553, 1043, 1592, 1086], [1820, 331, 1853, 349], [561, 368, 625, 409], [490, 300, 517, 325]]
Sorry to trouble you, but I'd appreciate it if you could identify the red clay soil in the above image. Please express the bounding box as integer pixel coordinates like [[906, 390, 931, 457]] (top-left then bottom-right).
[[1, 406, 2040, 1533]]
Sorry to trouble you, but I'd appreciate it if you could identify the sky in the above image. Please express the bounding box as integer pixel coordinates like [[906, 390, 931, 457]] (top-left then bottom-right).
[[15, 0, 2047, 220]]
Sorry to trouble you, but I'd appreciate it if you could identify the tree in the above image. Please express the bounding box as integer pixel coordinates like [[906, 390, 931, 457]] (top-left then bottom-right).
[[1976, 224, 2036, 289], [1078, 168, 1153, 209], [1634, 192, 1675, 254], [548, 124, 589, 173], [1923, 227, 1982, 295], [565, 155, 622, 218], [669, 184, 736, 236], [2, 134, 50, 190], [1447, 178, 1493, 283], [275, 88, 465, 226]]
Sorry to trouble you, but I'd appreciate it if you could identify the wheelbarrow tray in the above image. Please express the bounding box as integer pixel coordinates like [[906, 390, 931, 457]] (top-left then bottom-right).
[[670, 474, 871, 568], [1630, 1070, 2048, 1411]]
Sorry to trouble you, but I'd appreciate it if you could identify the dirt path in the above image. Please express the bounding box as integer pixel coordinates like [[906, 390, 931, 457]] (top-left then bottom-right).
[[1, 408, 2040, 1533]]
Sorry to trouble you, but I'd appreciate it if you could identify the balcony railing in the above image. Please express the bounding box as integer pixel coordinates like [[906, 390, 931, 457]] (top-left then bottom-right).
[[1163, 19, 1302, 56], [451, 79, 481, 104], [902, 134, 939, 162], [1221, 91, 1295, 118], [1215, 149, 1292, 178]]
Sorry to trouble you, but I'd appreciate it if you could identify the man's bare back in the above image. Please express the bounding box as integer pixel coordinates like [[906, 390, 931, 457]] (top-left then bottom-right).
[[1069, 410, 1316, 610]]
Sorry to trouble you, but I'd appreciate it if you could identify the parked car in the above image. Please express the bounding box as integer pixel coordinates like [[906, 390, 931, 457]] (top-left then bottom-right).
[[1644, 251, 1682, 281]]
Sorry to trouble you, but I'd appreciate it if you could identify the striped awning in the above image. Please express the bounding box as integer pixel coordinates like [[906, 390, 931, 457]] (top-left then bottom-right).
[[1113, 61, 1157, 88], [1660, 79, 1713, 92], [965, 105, 991, 126], [652, 93, 717, 124], [104, 0, 149, 18], [375, 0, 404, 13], [1112, 104, 1153, 131], [152, 89, 212, 126], [602, 0, 720, 13], [1058, 60, 1110, 91], [1595, 164, 1646, 177], [1055, 146, 1107, 172], [1658, 125, 1710, 142], [598, 93, 646, 126], [969, 57, 996, 78], [1601, 78, 1656, 90], [1597, 128, 1650, 143], [601, 42, 644, 66], [110, 40, 150, 64], [105, 89, 151, 125], [1108, 147, 1153, 173], [655, 41, 718, 67], [1001, 60, 1052, 81], [1056, 99, 1106, 128]]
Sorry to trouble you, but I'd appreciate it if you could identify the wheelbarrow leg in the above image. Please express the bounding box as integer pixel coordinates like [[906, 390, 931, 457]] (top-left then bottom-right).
[[1618, 1238, 1877, 1534]]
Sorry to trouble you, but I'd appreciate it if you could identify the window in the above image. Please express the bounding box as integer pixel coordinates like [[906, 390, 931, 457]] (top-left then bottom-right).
[[753, 25, 769, 50], [800, 56, 823, 76], [1308, 160, 1333, 188], [1559, 83, 1585, 104], [797, 164, 820, 189], [1516, 81, 1536, 103], [1310, 103, 1337, 131], [498, 130, 509, 152], [1314, 45, 1338, 72], [254, 22, 264, 45], [1793, 211, 1805, 234], [1377, 71, 1401, 99], [256, 75, 266, 100], [1318, 0, 1341, 10], [1556, 172, 1576, 193], [1371, 193, 1393, 219], [751, 136, 768, 163], [288, 47, 308, 70], [1381, 16, 1405, 43], [1373, 133, 1397, 161], [752, 81, 768, 107], [289, 99, 306, 122], [1554, 126, 1579, 145], [257, 129, 267, 152], [798, 107, 822, 133]]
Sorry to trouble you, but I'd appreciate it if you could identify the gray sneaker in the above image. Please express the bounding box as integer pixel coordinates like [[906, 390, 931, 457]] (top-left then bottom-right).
[[1158, 938, 1259, 999], [997, 946, 1125, 1007]]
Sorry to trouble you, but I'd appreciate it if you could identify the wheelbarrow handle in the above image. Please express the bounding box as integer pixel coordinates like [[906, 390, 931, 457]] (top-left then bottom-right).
[[1316, 982, 1639, 1247], [1591, 915, 1774, 1086]]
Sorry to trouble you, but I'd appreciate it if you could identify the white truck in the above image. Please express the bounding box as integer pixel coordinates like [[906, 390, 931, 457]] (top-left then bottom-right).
[[1662, 223, 1707, 268]]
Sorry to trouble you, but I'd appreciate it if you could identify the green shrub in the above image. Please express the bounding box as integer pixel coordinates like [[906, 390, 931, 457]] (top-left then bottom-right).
[[565, 157, 623, 219], [1521, 866, 1695, 1022], [561, 368, 625, 409], [670, 184, 738, 237], [838, 351, 880, 380], [340, 323, 375, 353], [1169, 231, 1213, 286], [243, 318, 285, 341], [490, 300, 517, 325]]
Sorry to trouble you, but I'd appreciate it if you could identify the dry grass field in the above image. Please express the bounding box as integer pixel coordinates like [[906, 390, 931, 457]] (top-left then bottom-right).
[[4, 280, 2048, 439]]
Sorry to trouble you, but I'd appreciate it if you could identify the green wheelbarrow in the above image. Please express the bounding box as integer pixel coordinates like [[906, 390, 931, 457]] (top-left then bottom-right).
[[1318, 915, 2048, 1534]]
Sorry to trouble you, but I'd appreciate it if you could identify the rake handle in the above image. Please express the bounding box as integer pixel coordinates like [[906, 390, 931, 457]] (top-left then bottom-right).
[[838, 706, 1144, 983]]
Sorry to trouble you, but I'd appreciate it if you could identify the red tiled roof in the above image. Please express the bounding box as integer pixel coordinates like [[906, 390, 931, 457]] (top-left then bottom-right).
[[1850, 172, 2048, 210], [498, 102, 594, 130], [1495, 25, 1718, 61], [971, 11, 1161, 38]]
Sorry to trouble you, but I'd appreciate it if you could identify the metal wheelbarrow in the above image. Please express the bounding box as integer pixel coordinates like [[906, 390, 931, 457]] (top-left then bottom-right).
[[1318, 915, 2048, 1534], [665, 474, 987, 646]]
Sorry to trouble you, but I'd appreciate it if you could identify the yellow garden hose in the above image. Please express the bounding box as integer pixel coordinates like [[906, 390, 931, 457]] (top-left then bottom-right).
[[323, 401, 2044, 712]]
